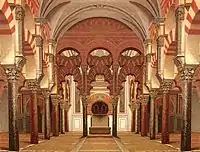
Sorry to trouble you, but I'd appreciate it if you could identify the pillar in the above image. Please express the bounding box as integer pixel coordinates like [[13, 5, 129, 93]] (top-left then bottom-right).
[[135, 100, 140, 134], [112, 96, 118, 137], [161, 80, 173, 144], [4, 66, 20, 151], [180, 66, 195, 151], [51, 95, 59, 136], [131, 103, 135, 132], [43, 90, 51, 140], [149, 90, 157, 140], [82, 95, 88, 137], [60, 101, 65, 134], [27, 80, 39, 144], [65, 103, 70, 132], [35, 18, 45, 81], [141, 95, 149, 136], [155, 106, 159, 134], [175, 5, 185, 57]]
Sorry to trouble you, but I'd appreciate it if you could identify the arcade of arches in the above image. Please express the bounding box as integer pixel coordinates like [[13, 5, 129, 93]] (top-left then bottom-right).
[[1, 0, 200, 151]]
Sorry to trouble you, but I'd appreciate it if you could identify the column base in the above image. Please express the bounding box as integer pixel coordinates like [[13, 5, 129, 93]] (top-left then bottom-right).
[[31, 138, 39, 144], [161, 135, 169, 144]]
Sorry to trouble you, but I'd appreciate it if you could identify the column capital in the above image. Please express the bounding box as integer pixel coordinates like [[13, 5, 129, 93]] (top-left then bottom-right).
[[65, 102, 71, 111], [180, 65, 197, 81], [60, 102, 65, 109], [157, 35, 164, 47], [15, 5, 25, 21], [3, 65, 19, 81], [34, 17, 46, 24], [112, 65, 119, 72], [144, 39, 152, 45], [81, 65, 88, 72], [27, 79, 38, 92], [134, 99, 141, 109], [42, 89, 50, 97], [111, 95, 119, 105], [81, 95, 89, 106], [141, 95, 149, 105], [154, 17, 165, 24], [150, 89, 158, 99], [51, 94, 59, 106], [162, 79, 173, 93], [35, 35, 43, 47], [175, 5, 185, 20], [48, 39, 56, 45]]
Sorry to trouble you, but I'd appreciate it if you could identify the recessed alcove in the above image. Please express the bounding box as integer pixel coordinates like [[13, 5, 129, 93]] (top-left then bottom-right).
[[89, 101, 111, 134]]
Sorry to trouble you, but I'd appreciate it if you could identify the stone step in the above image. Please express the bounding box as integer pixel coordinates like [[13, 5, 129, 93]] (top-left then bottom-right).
[[88, 134, 112, 138]]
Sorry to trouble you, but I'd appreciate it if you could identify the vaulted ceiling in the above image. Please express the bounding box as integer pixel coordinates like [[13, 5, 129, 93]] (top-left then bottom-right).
[[39, 0, 162, 41]]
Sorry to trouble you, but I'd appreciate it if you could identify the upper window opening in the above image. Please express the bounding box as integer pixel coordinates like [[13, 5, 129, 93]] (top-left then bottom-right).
[[121, 49, 140, 57], [90, 49, 110, 57], [60, 49, 79, 57]]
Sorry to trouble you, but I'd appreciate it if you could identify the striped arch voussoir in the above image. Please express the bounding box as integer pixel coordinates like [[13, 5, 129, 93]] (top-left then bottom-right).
[[161, 0, 175, 17], [24, 29, 36, 56], [0, 0, 15, 34], [185, 0, 200, 34], [25, 0, 39, 17], [164, 28, 176, 55]]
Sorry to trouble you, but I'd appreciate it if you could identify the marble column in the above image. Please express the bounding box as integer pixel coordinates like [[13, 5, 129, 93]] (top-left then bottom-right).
[[82, 95, 88, 137], [4, 66, 20, 151], [112, 96, 118, 137], [43, 90, 51, 140], [27, 80, 39, 144], [141, 95, 149, 136], [60, 101, 65, 134], [135, 100, 140, 134], [180, 66, 195, 151], [161, 80, 173, 144], [130, 103, 135, 132], [65, 102, 70, 132], [51, 95, 59, 136], [149, 90, 157, 140]]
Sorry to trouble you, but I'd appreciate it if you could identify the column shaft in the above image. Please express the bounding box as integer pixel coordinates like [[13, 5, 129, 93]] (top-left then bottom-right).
[[131, 109, 135, 132], [60, 104, 65, 134], [150, 94, 156, 140], [112, 104, 117, 137], [65, 109, 69, 132], [82, 103, 88, 137], [181, 79, 192, 151], [7, 68, 19, 151], [162, 92, 169, 144], [52, 103, 59, 136], [30, 90, 38, 144], [44, 93, 50, 139], [141, 104, 148, 136], [135, 105, 140, 134]]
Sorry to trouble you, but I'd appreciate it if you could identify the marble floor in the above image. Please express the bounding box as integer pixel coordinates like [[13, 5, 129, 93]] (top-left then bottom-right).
[[0, 132, 200, 151]]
